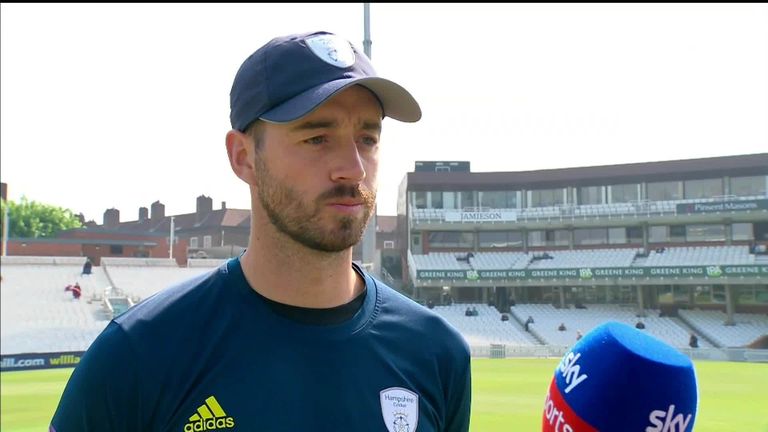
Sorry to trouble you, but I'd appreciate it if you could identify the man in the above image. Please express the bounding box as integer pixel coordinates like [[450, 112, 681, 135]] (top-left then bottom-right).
[[50, 31, 471, 431], [70, 282, 81, 300], [689, 333, 699, 348]]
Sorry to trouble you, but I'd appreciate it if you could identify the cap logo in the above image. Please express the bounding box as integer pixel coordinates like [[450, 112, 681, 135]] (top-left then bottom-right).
[[306, 34, 356, 68]]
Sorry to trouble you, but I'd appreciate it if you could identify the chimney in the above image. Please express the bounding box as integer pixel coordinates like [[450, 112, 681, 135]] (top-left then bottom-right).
[[150, 201, 165, 223], [221, 201, 227, 210], [103, 208, 120, 228], [138, 206, 149, 221], [196, 195, 213, 215]]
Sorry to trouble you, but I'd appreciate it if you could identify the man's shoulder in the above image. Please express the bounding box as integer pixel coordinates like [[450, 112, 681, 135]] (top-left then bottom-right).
[[113, 264, 228, 335], [372, 278, 469, 351]]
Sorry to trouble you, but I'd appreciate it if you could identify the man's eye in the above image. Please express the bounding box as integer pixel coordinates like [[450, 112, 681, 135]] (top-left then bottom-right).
[[304, 136, 326, 145], [360, 136, 378, 146]]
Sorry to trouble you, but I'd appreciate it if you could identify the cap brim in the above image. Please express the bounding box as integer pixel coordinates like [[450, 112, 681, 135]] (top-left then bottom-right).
[[260, 77, 422, 124]]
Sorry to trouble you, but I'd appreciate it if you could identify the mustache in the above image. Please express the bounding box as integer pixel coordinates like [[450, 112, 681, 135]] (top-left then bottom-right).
[[318, 184, 375, 203]]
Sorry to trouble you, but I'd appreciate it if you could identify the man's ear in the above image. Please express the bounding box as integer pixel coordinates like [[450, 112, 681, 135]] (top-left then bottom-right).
[[225, 130, 258, 185]]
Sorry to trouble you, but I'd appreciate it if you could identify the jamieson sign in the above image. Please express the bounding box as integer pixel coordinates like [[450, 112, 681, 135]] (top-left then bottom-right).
[[416, 265, 768, 281]]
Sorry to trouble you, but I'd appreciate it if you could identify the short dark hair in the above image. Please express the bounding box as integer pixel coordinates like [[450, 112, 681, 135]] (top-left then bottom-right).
[[245, 120, 265, 151]]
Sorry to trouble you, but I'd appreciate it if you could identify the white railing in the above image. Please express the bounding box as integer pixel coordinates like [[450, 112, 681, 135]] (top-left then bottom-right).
[[468, 344, 768, 362], [410, 195, 767, 223]]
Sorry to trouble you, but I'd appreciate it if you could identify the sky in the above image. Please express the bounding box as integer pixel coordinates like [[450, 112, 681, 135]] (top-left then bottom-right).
[[2, 3, 767, 223]]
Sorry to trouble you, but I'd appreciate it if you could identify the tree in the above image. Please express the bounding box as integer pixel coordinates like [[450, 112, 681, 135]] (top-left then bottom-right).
[[0, 196, 83, 238]]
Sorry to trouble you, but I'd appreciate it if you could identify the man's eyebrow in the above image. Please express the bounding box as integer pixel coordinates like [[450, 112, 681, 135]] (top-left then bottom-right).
[[362, 121, 382, 133], [289, 119, 382, 133], [289, 120, 337, 132]]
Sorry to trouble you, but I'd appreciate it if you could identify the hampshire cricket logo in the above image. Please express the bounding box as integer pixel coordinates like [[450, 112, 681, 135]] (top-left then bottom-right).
[[184, 396, 235, 432]]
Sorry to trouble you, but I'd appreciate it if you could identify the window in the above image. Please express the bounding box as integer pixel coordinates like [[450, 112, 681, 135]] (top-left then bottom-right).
[[478, 231, 523, 248], [574, 228, 608, 245], [649, 226, 668, 243], [730, 175, 767, 197], [577, 186, 603, 205], [606, 227, 642, 244], [412, 234, 421, 247], [203, 235, 212, 248], [190, 237, 199, 248], [428, 231, 474, 248], [110, 245, 123, 255], [610, 183, 639, 203], [479, 191, 517, 209], [686, 224, 725, 242], [430, 191, 443, 208], [550, 230, 570, 246], [529, 188, 565, 207], [479, 231, 507, 247], [443, 191, 457, 209], [732, 223, 753, 241], [627, 226, 643, 244], [528, 230, 546, 247], [608, 227, 627, 244], [383, 240, 395, 249], [670, 225, 686, 242], [684, 178, 723, 199], [413, 191, 427, 209], [460, 191, 476, 209], [527, 229, 569, 247], [647, 181, 683, 201]]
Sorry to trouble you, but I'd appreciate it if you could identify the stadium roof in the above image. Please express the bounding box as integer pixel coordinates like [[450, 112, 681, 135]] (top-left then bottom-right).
[[406, 153, 768, 190]]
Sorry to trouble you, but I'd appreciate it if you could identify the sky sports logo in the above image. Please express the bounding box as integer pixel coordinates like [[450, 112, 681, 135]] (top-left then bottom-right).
[[646, 404, 693, 432]]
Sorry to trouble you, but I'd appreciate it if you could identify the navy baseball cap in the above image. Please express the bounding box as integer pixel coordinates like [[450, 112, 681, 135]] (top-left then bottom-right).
[[229, 31, 422, 132]]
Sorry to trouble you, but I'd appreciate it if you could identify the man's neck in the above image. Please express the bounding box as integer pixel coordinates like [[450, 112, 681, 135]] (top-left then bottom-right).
[[239, 221, 364, 309]]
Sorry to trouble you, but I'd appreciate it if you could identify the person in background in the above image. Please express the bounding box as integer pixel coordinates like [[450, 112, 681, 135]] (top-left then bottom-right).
[[689, 333, 699, 348], [71, 283, 81, 300], [81, 259, 92, 275]]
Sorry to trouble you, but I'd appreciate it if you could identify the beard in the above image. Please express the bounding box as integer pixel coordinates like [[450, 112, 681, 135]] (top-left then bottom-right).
[[254, 154, 376, 253]]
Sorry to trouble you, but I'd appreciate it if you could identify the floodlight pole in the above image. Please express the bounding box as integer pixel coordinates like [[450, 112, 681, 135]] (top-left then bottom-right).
[[1, 201, 9, 256], [361, 2, 377, 275], [364, 3, 372, 58], [169, 216, 175, 259]]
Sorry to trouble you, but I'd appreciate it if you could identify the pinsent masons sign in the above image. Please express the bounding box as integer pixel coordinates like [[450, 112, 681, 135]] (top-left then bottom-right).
[[416, 265, 768, 281], [444, 210, 517, 222], [676, 199, 768, 214]]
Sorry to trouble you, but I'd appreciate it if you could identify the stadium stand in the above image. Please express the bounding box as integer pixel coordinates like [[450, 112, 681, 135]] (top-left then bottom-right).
[[101, 257, 220, 303], [642, 246, 755, 266], [1, 256, 110, 354], [430, 303, 539, 346], [508, 303, 714, 349], [678, 309, 768, 348]]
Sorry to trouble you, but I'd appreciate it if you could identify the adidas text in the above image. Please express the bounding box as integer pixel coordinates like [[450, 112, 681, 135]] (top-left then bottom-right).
[[184, 417, 235, 432]]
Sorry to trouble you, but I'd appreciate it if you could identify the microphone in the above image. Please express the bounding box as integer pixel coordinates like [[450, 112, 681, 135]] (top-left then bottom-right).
[[542, 321, 698, 432]]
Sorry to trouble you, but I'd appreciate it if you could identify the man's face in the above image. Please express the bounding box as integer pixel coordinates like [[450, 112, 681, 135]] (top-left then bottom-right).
[[252, 85, 382, 252]]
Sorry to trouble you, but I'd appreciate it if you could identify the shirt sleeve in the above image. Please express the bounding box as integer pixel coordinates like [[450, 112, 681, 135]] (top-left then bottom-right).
[[49, 321, 144, 432], [444, 345, 472, 432]]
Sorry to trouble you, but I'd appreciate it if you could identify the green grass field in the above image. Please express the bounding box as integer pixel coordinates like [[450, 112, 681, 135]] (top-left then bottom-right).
[[2, 359, 767, 431]]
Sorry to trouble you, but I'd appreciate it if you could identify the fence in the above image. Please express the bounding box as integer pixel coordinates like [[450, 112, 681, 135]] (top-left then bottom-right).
[[469, 344, 768, 363]]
